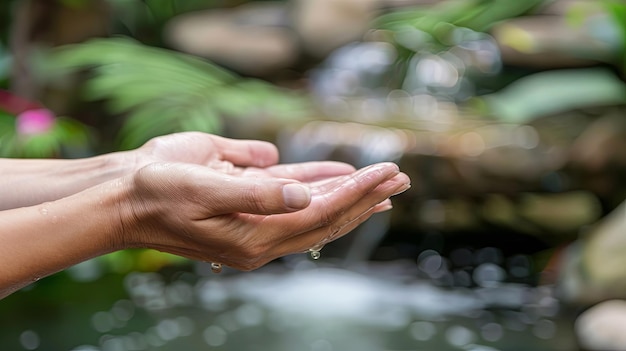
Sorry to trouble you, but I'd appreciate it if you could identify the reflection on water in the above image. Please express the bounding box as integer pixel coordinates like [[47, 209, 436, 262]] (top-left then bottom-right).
[[55, 258, 576, 351]]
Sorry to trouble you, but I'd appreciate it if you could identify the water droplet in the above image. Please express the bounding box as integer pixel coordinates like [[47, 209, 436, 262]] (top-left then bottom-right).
[[309, 249, 321, 260], [211, 263, 223, 273], [39, 207, 48, 216]]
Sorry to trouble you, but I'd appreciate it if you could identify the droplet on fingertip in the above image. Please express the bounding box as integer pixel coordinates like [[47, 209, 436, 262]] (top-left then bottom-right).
[[211, 263, 223, 273], [310, 250, 321, 260]]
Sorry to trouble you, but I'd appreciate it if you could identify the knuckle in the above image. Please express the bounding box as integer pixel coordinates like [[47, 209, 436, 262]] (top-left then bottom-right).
[[243, 183, 273, 213], [319, 206, 344, 227], [234, 237, 270, 265]]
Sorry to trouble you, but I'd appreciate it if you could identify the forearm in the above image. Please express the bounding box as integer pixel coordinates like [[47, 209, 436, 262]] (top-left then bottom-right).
[[0, 179, 126, 298], [0, 152, 133, 210]]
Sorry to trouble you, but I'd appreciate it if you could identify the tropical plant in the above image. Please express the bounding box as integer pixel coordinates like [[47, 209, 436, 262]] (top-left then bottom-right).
[[44, 37, 309, 149], [0, 90, 91, 158], [374, 0, 545, 53], [105, 0, 218, 44], [602, 0, 626, 71]]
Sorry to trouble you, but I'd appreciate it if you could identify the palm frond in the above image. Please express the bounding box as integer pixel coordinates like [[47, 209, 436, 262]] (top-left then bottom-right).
[[46, 37, 310, 149]]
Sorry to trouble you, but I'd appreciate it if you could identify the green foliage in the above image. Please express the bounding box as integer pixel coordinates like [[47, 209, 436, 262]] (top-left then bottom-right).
[[602, 0, 626, 70], [0, 43, 10, 89], [0, 113, 90, 158], [474, 68, 626, 123], [106, 0, 219, 44], [46, 37, 309, 149], [374, 0, 545, 51]]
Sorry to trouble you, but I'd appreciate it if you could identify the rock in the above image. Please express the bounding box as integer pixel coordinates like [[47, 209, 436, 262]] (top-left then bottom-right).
[[536, 0, 601, 16], [581, 202, 626, 295], [291, 0, 382, 58], [569, 111, 626, 173], [491, 12, 619, 69], [164, 2, 298, 76], [517, 192, 602, 233], [576, 300, 626, 351], [554, 201, 626, 304]]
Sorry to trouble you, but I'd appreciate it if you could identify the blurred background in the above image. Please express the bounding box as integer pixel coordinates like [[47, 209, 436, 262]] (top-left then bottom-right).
[[0, 0, 625, 350]]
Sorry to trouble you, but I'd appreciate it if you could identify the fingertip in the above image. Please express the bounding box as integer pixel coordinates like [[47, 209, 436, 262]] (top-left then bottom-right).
[[249, 140, 279, 167], [373, 199, 393, 213], [392, 183, 411, 196], [216, 135, 279, 167]]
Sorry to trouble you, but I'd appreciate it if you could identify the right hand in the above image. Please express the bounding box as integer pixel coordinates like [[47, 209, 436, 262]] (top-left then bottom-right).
[[115, 161, 410, 270]]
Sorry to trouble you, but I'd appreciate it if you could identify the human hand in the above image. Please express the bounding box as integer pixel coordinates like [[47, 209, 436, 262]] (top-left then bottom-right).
[[115, 161, 410, 270], [128, 132, 357, 182]]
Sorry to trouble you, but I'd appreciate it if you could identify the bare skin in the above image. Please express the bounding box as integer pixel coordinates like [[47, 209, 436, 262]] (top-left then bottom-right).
[[0, 132, 410, 298]]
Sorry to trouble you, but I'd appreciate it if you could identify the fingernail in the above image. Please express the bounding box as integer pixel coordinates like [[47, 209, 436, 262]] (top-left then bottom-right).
[[392, 183, 411, 196], [283, 183, 311, 210]]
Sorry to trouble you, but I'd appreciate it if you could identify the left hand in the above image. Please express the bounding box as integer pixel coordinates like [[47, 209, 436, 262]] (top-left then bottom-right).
[[128, 132, 357, 182]]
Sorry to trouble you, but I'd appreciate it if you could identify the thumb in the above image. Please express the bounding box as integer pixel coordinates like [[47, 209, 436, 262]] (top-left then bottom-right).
[[206, 177, 311, 215]]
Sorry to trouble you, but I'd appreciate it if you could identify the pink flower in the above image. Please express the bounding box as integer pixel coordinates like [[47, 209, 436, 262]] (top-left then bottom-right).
[[16, 109, 55, 135]]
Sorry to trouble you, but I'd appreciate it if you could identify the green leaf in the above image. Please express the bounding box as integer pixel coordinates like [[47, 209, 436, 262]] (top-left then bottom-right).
[[55, 117, 91, 146], [602, 0, 626, 70], [179, 104, 221, 134], [117, 104, 184, 149], [19, 133, 61, 158], [476, 68, 626, 123], [45, 37, 309, 149]]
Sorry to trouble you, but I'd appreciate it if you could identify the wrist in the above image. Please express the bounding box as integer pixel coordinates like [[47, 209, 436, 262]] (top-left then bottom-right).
[[94, 150, 137, 181], [106, 171, 161, 251], [99, 176, 142, 251], [0, 179, 132, 296]]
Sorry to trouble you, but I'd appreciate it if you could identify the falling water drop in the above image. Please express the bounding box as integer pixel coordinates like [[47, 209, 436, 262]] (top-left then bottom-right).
[[211, 263, 223, 274], [309, 250, 321, 260]]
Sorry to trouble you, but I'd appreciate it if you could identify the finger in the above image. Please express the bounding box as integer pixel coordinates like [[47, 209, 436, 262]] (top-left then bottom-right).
[[301, 171, 409, 233], [210, 135, 279, 167], [262, 163, 404, 236], [196, 173, 312, 215], [260, 161, 357, 182], [272, 203, 382, 258], [306, 168, 409, 198], [373, 198, 393, 213], [272, 191, 403, 258], [318, 173, 407, 234], [303, 167, 408, 197]]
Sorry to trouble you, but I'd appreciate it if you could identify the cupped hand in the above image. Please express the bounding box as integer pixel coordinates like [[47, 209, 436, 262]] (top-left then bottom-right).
[[117, 161, 410, 270], [130, 132, 356, 182]]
